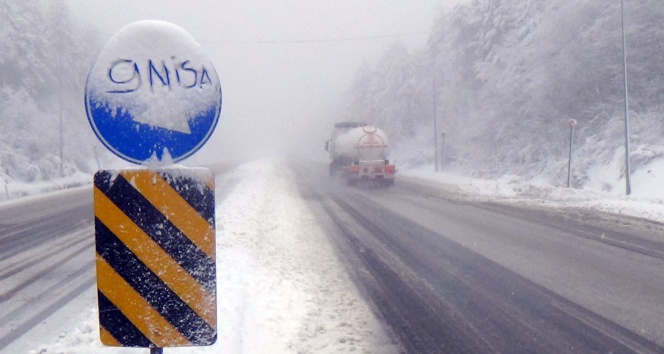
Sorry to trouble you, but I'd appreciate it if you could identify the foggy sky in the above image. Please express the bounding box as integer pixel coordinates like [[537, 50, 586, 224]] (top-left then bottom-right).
[[68, 0, 467, 164]]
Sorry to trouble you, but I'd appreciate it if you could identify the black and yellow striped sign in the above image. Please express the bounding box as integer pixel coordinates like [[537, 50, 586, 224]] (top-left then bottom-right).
[[93, 168, 217, 347]]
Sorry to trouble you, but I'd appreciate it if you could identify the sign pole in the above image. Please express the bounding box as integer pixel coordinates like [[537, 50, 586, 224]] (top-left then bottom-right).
[[440, 130, 446, 170], [87, 20, 222, 351], [567, 119, 577, 188]]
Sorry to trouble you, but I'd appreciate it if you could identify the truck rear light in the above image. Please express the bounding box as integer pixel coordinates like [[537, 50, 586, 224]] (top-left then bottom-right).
[[385, 165, 396, 174]]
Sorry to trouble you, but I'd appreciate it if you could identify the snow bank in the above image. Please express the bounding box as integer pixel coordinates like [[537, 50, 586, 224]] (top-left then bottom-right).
[[215, 160, 395, 353], [0, 171, 91, 202], [403, 159, 664, 224]]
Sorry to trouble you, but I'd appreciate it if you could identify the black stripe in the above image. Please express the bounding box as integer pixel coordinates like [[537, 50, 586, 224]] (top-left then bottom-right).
[[95, 218, 217, 345], [98, 290, 153, 347], [95, 171, 216, 293], [94, 170, 115, 194], [158, 169, 215, 225]]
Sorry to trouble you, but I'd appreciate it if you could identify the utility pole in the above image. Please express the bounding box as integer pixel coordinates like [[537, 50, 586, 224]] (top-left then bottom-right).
[[432, 58, 439, 172], [620, 0, 632, 195], [59, 86, 64, 177]]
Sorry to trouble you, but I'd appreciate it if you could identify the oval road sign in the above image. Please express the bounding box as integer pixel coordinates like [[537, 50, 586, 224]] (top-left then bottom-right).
[[85, 20, 222, 164]]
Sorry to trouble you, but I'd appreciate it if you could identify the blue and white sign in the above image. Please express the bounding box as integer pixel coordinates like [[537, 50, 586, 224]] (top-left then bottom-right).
[[85, 20, 222, 164]]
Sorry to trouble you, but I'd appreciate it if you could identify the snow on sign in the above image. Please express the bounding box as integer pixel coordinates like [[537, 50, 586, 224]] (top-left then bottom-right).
[[94, 168, 217, 348], [85, 20, 222, 164]]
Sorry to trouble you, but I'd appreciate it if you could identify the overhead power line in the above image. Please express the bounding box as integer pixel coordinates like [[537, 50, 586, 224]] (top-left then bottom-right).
[[212, 31, 429, 44], [93, 28, 429, 45]]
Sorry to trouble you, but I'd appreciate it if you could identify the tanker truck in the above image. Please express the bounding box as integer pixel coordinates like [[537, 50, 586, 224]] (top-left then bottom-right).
[[325, 122, 396, 186]]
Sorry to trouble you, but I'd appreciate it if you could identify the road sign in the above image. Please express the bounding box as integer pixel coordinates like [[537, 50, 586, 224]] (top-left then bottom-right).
[[85, 20, 222, 164], [94, 168, 217, 347]]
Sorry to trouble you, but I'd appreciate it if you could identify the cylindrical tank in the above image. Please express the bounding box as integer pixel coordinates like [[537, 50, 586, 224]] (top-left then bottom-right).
[[330, 124, 389, 164]]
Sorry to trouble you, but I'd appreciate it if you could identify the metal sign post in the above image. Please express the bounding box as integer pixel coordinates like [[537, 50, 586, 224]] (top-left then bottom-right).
[[85, 20, 222, 352], [440, 130, 446, 170], [567, 119, 577, 188]]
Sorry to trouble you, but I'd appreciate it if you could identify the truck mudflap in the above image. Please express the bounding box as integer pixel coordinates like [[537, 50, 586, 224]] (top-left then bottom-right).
[[347, 160, 395, 186]]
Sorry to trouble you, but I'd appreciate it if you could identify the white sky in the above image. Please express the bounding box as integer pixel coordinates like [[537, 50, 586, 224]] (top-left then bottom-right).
[[68, 0, 468, 164]]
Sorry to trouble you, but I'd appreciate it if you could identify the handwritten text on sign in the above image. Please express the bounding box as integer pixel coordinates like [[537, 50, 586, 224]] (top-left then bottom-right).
[[84, 20, 222, 163], [107, 58, 213, 93]]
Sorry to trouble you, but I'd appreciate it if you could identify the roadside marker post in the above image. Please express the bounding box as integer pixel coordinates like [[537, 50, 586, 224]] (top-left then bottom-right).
[[85, 20, 222, 352]]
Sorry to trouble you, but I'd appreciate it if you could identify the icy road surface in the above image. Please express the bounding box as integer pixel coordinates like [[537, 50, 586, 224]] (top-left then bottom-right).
[[293, 161, 664, 353]]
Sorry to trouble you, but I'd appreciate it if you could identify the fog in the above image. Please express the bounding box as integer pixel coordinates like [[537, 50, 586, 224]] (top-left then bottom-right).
[[67, 0, 466, 164]]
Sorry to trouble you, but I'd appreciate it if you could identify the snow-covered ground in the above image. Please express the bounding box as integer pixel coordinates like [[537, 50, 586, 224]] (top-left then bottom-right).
[[0, 172, 90, 203], [404, 158, 664, 224], [26, 160, 397, 354], [8, 156, 664, 353]]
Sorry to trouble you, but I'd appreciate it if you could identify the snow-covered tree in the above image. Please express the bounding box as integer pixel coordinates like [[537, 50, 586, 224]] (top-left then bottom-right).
[[0, 0, 100, 182]]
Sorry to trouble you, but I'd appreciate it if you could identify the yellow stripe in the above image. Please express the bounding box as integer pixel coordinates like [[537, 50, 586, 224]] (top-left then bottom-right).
[[94, 187, 217, 329], [99, 326, 121, 346], [96, 255, 190, 347], [120, 170, 216, 258]]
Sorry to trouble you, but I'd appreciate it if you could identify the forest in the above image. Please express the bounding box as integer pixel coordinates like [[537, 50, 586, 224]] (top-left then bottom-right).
[[0, 0, 98, 183], [341, 0, 664, 188]]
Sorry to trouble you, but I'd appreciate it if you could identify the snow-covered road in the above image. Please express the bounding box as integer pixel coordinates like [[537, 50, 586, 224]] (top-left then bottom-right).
[[3, 157, 664, 353], [13, 160, 396, 354]]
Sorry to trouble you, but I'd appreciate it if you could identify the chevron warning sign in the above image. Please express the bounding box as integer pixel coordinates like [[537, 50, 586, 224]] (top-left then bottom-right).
[[93, 168, 217, 348]]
